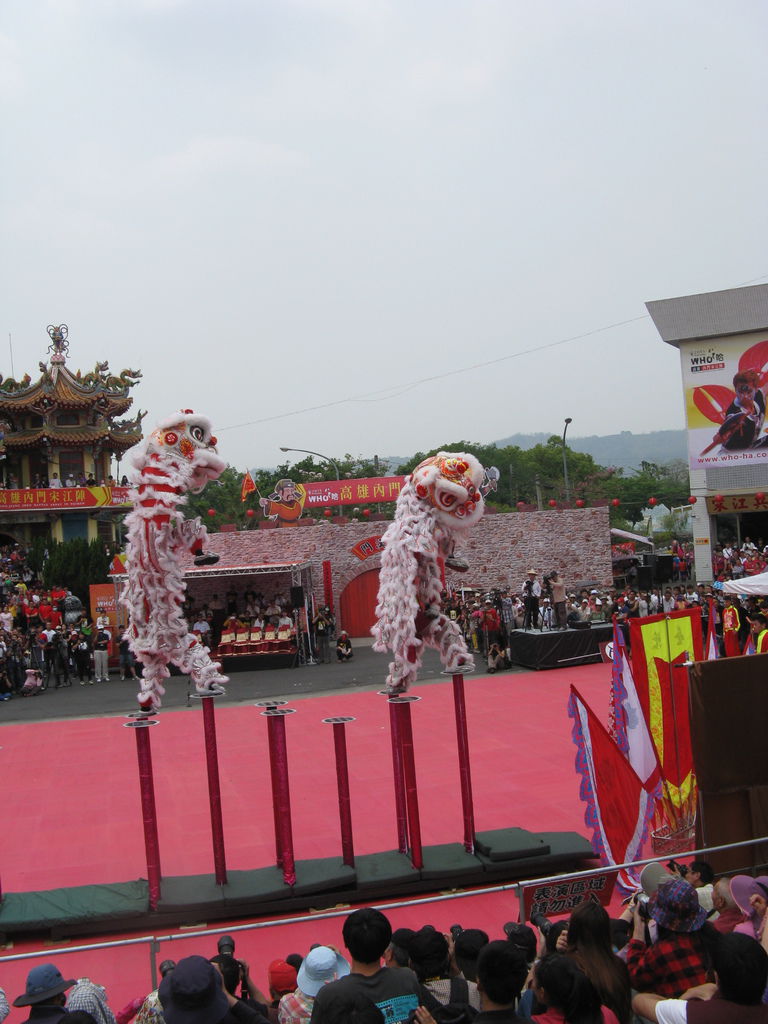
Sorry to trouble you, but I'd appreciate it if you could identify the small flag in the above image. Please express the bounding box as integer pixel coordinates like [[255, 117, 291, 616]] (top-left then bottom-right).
[[706, 598, 719, 660], [241, 470, 256, 502], [744, 633, 756, 656]]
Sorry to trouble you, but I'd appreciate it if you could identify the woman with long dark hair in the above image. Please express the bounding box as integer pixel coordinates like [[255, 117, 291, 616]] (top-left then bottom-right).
[[564, 901, 631, 1024], [532, 954, 619, 1024]]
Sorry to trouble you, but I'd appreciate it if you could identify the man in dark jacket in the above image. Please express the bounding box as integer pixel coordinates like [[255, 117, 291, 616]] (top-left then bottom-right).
[[13, 963, 75, 1024]]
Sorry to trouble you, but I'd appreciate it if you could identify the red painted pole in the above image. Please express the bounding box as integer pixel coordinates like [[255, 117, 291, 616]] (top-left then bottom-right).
[[452, 673, 476, 852], [262, 708, 297, 886], [388, 698, 409, 854], [126, 719, 162, 910], [266, 716, 285, 866], [324, 717, 355, 866], [393, 698, 423, 869], [200, 695, 227, 885]]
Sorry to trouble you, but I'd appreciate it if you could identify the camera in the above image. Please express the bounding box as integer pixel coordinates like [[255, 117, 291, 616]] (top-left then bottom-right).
[[635, 893, 651, 919], [450, 924, 463, 940], [667, 859, 688, 877], [530, 912, 553, 936]]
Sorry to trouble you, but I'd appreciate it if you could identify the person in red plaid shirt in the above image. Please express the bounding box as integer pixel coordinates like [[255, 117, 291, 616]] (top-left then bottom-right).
[[624, 880, 717, 998]]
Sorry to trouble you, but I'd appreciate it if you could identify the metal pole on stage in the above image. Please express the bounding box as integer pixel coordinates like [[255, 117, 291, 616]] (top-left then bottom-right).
[[125, 716, 162, 910], [388, 695, 423, 869], [323, 716, 356, 866], [258, 703, 297, 886], [449, 671, 476, 852], [256, 699, 290, 867], [383, 691, 409, 854], [192, 691, 227, 886]]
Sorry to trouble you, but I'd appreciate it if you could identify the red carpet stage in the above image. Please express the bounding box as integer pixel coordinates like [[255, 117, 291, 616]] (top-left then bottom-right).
[[0, 663, 611, 1016]]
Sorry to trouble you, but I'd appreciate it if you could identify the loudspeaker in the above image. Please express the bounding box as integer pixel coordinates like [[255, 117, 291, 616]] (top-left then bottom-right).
[[290, 586, 305, 606], [636, 565, 654, 589], [571, 620, 591, 631]]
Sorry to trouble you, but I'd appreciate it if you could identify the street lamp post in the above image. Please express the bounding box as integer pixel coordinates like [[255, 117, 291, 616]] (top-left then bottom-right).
[[562, 418, 573, 503], [279, 447, 343, 517]]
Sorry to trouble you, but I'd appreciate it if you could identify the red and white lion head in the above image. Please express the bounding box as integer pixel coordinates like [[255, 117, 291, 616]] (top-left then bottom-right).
[[138, 410, 226, 493], [409, 452, 485, 529]]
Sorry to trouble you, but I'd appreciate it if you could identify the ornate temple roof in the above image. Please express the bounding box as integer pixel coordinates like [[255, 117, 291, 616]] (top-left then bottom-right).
[[0, 325, 145, 451]]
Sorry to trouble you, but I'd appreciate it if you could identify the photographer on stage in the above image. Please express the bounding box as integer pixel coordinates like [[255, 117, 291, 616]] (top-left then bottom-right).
[[548, 572, 567, 630], [522, 570, 542, 631]]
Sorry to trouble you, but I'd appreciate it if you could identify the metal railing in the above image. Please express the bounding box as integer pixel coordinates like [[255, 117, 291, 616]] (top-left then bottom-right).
[[2, 835, 766, 990]]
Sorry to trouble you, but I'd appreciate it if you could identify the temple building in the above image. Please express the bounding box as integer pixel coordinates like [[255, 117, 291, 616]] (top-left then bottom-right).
[[0, 324, 144, 545]]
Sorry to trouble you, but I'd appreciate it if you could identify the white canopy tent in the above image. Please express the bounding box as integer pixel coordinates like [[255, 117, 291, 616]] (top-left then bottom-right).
[[722, 572, 768, 595], [610, 528, 655, 550]]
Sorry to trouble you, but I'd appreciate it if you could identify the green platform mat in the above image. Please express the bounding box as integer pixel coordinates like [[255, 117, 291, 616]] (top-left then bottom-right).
[[292, 858, 357, 897], [0, 881, 149, 933], [474, 828, 550, 862], [354, 850, 421, 890], [419, 843, 483, 881]]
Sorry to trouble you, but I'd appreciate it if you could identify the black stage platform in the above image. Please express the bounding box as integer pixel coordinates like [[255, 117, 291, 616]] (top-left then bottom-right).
[[508, 624, 612, 670], [0, 827, 595, 941]]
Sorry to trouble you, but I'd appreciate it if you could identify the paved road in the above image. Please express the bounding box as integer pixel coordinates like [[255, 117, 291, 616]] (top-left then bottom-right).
[[0, 644, 526, 723]]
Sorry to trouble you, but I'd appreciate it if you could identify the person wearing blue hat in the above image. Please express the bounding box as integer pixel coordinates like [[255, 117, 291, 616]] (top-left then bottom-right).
[[13, 964, 76, 1024]]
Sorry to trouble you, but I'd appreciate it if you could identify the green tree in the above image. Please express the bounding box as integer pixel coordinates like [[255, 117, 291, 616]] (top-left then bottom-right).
[[33, 538, 112, 603]]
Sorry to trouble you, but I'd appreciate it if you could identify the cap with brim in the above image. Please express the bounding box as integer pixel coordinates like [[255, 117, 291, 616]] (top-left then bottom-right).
[[527, 570, 537, 575], [267, 959, 297, 994], [296, 946, 350, 997], [648, 879, 708, 932], [730, 875, 768, 918], [14, 964, 76, 1007], [159, 956, 229, 1024], [640, 862, 674, 895]]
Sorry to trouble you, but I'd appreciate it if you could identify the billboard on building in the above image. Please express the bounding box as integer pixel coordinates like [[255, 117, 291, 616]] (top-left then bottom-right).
[[682, 336, 768, 470]]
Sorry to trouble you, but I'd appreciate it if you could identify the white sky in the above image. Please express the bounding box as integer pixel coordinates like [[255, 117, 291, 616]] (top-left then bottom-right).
[[2, 0, 767, 474]]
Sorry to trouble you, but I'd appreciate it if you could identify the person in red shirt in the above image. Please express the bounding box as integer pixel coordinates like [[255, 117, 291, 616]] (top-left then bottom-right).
[[721, 596, 742, 658]]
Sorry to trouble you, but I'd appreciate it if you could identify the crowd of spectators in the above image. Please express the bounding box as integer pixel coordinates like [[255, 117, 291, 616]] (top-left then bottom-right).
[[5, 866, 768, 1024], [0, 473, 128, 489], [712, 537, 768, 581], [182, 592, 353, 666], [0, 578, 118, 699]]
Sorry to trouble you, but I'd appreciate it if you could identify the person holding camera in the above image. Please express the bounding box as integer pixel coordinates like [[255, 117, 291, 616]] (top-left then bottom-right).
[[211, 936, 272, 1022], [624, 880, 716, 999], [522, 571, 541, 631]]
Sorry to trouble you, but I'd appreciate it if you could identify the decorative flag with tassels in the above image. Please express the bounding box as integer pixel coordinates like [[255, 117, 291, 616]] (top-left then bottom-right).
[[568, 685, 655, 894], [240, 470, 257, 502], [706, 598, 720, 660], [609, 621, 662, 795]]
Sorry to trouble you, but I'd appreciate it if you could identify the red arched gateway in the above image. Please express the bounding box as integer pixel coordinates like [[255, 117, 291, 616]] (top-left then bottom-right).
[[339, 568, 381, 638]]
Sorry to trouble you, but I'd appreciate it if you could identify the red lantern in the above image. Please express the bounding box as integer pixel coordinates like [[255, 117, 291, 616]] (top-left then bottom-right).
[[207, 508, 216, 518], [715, 494, 724, 503], [611, 498, 621, 507], [648, 496, 658, 507], [548, 499, 557, 508], [362, 508, 371, 517], [516, 501, 525, 510], [246, 508, 255, 518], [323, 509, 333, 518], [688, 496, 698, 505], [756, 493, 765, 503], [575, 498, 585, 508]]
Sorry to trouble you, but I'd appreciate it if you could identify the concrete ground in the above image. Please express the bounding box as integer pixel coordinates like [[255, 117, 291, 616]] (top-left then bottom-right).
[[0, 643, 526, 723]]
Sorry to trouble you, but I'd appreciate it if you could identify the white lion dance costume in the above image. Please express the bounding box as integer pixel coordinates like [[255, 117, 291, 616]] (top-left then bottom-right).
[[122, 410, 229, 712], [372, 452, 486, 694]]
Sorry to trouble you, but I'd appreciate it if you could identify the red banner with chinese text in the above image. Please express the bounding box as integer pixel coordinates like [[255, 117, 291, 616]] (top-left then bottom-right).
[[706, 492, 768, 514], [302, 476, 405, 508], [519, 871, 619, 922], [0, 486, 130, 512]]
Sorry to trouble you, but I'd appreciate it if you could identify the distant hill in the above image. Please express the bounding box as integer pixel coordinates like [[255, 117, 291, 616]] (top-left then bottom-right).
[[386, 429, 688, 473]]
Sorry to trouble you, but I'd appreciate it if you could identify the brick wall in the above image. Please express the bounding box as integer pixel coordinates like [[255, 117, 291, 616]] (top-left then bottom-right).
[[190, 507, 613, 609]]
